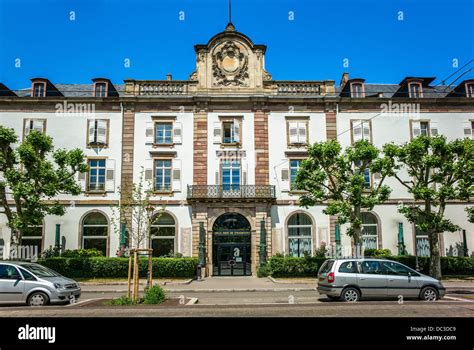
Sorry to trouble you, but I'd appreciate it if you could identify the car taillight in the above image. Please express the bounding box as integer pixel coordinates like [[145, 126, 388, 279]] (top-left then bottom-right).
[[327, 272, 335, 283]]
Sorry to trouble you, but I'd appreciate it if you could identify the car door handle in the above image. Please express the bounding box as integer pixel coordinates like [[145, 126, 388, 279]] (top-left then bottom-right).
[[388, 279, 394, 282]]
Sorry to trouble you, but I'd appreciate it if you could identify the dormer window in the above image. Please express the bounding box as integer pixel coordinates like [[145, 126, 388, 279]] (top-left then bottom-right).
[[466, 83, 474, 98], [408, 82, 423, 98], [94, 82, 107, 97], [350, 82, 365, 98], [32, 82, 46, 97]]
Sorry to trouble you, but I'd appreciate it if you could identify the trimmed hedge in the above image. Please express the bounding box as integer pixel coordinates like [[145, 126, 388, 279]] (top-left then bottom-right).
[[258, 255, 474, 278], [262, 255, 327, 277], [37, 257, 198, 279]]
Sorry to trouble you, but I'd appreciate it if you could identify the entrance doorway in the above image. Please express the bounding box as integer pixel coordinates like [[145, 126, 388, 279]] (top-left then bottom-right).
[[212, 213, 251, 276]]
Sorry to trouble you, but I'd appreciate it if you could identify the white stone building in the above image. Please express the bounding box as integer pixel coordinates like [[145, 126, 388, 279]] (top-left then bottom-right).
[[0, 23, 473, 276]]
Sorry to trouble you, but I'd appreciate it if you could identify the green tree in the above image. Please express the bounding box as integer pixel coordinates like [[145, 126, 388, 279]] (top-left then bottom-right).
[[0, 126, 88, 247], [383, 135, 473, 279], [466, 207, 474, 223], [295, 139, 391, 247]]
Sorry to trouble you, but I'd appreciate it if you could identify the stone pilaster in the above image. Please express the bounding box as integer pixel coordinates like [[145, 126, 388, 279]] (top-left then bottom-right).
[[193, 111, 208, 185], [254, 110, 269, 185], [120, 106, 135, 235]]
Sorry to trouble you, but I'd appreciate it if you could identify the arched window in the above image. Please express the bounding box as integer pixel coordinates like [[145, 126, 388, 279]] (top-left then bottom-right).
[[22, 224, 43, 256], [150, 213, 176, 257], [82, 212, 109, 256], [361, 212, 379, 249], [287, 213, 312, 257]]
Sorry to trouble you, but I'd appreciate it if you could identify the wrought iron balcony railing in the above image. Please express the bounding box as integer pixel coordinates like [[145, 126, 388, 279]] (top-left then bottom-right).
[[187, 185, 276, 201]]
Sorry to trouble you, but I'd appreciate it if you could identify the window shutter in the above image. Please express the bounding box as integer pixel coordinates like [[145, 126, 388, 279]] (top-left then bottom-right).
[[352, 121, 362, 142], [144, 158, 154, 181], [233, 119, 241, 143], [430, 122, 438, 136], [242, 160, 248, 185], [463, 122, 473, 138], [97, 120, 108, 144], [280, 159, 290, 192], [213, 122, 222, 144], [215, 170, 220, 185], [362, 122, 371, 141], [105, 159, 115, 192], [298, 122, 307, 143], [24, 119, 32, 138], [88, 120, 96, 144], [289, 122, 298, 144], [173, 122, 182, 144], [32, 119, 45, 133], [411, 121, 421, 138], [172, 159, 182, 192], [373, 172, 382, 189], [78, 171, 87, 192], [145, 122, 154, 144]]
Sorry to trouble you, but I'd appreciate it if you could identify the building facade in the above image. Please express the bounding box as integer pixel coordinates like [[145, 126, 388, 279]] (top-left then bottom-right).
[[1, 23, 473, 276]]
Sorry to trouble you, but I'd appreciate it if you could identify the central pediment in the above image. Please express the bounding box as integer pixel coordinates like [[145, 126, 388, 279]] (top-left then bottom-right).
[[190, 23, 272, 91]]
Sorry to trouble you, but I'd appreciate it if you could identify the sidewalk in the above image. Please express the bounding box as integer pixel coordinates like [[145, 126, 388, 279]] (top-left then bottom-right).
[[80, 277, 316, 293], [79, 277, 474, 293]]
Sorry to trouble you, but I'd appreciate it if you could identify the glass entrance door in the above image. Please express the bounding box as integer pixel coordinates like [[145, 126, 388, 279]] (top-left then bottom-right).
[[213, 232, 251, 276]]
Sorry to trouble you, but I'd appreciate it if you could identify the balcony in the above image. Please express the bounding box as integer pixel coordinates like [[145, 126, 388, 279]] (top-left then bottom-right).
[[187, 185, 276, 202]]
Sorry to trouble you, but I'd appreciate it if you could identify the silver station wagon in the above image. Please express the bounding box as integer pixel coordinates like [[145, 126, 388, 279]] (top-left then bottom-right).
[[0, 261, 81, 306], [317, 258, 446, 302]]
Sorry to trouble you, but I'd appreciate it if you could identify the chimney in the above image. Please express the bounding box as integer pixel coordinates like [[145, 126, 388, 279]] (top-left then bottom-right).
[[166, 73, 172, 81], [340, 72, 349, 89]]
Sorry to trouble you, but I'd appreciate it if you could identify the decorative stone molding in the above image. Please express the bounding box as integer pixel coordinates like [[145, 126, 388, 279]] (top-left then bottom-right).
[[212, 41, 249, 87]]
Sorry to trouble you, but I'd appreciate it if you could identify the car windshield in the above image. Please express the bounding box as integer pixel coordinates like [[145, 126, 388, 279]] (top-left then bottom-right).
[[21, 264, 60, 277]]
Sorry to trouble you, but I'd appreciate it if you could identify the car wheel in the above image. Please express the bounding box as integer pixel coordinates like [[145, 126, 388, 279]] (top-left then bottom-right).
[[341, 287, 360, 302], [27, 292, 49, 307], [420, 286, 439, 302], [327, 295, 339, 301]]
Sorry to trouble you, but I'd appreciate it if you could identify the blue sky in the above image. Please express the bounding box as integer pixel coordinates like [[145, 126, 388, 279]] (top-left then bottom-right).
[[0, 0, 473, 89]]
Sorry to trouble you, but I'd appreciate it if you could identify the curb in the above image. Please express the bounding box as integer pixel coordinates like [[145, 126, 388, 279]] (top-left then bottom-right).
[[267, 276, 316, 285]]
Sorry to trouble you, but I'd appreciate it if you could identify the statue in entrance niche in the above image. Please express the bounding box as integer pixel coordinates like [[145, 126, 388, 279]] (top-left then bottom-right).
[[212, 41, 249, 87]]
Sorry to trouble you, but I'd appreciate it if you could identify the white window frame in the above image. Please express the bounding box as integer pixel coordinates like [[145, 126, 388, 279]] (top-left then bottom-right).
[[361, 213, 378, 249], [154, 159, 172, 191], [82, 214, 109, 256], [88, 159, 106, 192], [150, 214, 176, 257], [287, 213, 313, 257]]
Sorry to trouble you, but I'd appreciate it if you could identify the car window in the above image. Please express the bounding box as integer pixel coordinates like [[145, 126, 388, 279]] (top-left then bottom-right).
[[21, 264, 59, 277], [19, 267, 37, 281], [383, 261, 411, 276], [0, 264, 21, 279], [359, 260, 383, 274], [338, 261, 357, 273], [319, 260, 335, 274]]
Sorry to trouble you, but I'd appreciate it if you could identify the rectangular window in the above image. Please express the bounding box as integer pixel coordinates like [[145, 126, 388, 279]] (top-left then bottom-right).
[[420, 121, 429, 136], [221, 160, 240, 191], [154, 159, 172, 191], [290, 159, 301, 188], [94, 83, 107, 97], [351, 120, 371, 143], [88, 119, 108, 146], [32, 83, 45, 97], [351, 83, 364, 98], [21, 225, 43, 256], [155, 123, 173, 144], [355, 161, 371, 188], [222, 121, 236, 143], [415, 227, 430, 257], [409, 83, 422, 98], [24, 119, 46, 139], [288, 121, 307, 144], [466, 83, 474, 98], [88, 159, 106, 191]]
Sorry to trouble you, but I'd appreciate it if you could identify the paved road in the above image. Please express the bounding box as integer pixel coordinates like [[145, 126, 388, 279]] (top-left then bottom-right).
[[0, 290, 473, 317]]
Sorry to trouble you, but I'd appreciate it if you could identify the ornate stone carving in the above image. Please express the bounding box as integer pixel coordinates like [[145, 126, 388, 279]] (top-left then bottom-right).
[[212, 41, 249, 87]]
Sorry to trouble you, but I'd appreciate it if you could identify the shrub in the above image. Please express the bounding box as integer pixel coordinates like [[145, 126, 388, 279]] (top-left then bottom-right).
[[109, 295, 136, 305], [257, 263, 270, 277], [364, 248, 392, 257], [37, 257, 198, 279], [62, 249, 103, 258], [266, 255, 325, 277], [142, 286, 166, 304]]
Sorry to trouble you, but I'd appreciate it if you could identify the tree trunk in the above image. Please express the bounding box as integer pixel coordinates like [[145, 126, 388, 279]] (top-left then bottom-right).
[[428, 230, 442, 280]]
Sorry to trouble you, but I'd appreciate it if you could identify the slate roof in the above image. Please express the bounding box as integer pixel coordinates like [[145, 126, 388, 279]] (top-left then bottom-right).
[[13, 84, 125, 97]]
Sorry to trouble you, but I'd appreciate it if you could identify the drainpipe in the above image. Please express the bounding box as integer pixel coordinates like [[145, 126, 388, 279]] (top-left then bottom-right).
[[259, 220, 267, 265], [335, 223, 341, 258]]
